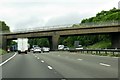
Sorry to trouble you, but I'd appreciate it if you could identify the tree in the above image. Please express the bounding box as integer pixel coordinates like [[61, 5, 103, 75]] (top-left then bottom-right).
[[0, 21, 10, 31], [28, 38, 49, 48]]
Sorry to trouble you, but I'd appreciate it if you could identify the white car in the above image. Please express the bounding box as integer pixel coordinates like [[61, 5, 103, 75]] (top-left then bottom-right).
[[33, 47, 42, 53], [64, 46, 69, 50], [42, 47, 50, 52], [30, 48, 34, 51]]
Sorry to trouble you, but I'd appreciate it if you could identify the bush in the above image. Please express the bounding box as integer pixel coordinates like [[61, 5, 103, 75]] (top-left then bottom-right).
[[0, 49, 7, 55]]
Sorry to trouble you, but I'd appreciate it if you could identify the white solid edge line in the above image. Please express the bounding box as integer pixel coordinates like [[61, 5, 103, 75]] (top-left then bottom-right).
[[99, 63, 111, 67], [0, 53, 17, 66], [48, 66, 53, 70]]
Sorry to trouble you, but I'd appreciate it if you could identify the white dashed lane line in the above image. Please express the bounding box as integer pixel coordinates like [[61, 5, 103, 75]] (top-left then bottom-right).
[[77, 59, 83, 61], [99, 63, 111, 67], [35, 56, 37, 57], [37, 57, 40, 59], [48, 66, 53, 70], [41, 60, 45, 63]]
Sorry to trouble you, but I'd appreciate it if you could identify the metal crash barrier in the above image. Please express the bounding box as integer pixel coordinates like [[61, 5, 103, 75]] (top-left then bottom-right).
[[69, 49, 120, 57]]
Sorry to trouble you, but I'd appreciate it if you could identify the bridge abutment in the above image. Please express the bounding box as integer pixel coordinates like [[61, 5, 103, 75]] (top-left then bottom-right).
[[111, 33, 120, 49]]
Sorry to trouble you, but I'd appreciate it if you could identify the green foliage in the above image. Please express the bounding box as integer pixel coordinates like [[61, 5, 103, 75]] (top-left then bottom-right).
[[81, 7, 120, 23], [28, 38, 49, 48], [7, 41, 17, 48], [87, 40, 111, 49], [0, 21, 10, 31], [0, 48, 7, 55], [59, 35, 111, 48]]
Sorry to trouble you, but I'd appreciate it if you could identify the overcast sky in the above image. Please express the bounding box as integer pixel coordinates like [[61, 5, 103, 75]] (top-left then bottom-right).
[[0, 0, 119, 32]]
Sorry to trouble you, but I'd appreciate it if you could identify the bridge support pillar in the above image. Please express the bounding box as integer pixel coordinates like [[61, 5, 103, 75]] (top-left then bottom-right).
[[111, 33, 120, 49], [50, 35, 60, 51], [1, 36, 7, 51]]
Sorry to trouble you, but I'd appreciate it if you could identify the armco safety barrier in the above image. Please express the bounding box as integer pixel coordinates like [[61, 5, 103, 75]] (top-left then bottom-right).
[[69, 49, 120, 56]]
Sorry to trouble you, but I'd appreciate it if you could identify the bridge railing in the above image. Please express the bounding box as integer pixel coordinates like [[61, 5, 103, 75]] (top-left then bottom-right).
[[15, 20, 120, 33], [12, 24, 73, 33]]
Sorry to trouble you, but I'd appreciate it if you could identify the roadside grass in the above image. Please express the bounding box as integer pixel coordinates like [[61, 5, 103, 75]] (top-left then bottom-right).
[[81, 41, 120, 57], [87, 40, 111, 49], [0, 48, 7, 55]]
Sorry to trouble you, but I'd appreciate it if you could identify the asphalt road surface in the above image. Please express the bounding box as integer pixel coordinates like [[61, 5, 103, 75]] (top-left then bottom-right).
[[1, 51, 119, 80]]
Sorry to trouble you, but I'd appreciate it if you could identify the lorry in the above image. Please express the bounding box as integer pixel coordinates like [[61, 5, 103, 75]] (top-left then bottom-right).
[[17, 38, 28, 54]]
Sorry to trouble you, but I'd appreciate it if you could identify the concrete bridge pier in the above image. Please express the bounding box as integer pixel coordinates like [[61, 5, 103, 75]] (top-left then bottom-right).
[[111, 32, 120, 49], [49, 35, 60, 51], [1, 36, 7, 51]]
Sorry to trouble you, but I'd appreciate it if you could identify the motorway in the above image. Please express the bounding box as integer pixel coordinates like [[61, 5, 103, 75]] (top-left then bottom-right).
[[0, 51, 119, 80]]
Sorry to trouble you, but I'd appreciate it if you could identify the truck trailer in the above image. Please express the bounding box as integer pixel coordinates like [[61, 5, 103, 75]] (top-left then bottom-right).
[[17, 38, 28, 54]]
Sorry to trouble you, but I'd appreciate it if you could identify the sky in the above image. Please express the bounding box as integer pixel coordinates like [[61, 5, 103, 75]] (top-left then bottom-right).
[[0, 0, 119, 32]]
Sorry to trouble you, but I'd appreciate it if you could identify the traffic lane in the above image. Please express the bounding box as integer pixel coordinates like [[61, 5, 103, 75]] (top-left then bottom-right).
[[49, 51, 118, 68], [1, 52, 15, 62], [36, 52, 118, 78], [2, 53, 63, 78], [50, 51, 118, 73]]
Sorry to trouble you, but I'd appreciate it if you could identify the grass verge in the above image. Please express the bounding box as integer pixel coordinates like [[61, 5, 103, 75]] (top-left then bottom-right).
[[87, 40, 111, 49], [0, 48, 7, 55]]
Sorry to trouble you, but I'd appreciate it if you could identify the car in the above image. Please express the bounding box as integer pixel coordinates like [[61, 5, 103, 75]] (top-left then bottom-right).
[[30, 48, 34, 51], [64, 46, 69, 50], [42, 47, 50, 52], [33, 47, 42, 53]]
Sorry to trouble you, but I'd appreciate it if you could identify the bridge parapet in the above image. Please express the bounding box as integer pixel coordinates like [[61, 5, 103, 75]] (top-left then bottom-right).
[[2, 20, 119, 34]]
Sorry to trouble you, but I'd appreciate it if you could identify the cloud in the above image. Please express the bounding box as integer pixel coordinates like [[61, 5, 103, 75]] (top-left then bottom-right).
[[45, 12, 93, 26]]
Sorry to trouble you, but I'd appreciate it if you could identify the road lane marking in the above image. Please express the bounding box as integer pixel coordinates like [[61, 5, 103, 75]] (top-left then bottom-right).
[[0, 53, 17, 66], [99, 63, 111, 67], [61, 79, 66, 80], [35, 56, 37, 57], [77, 59, 83, 61], [48, 66, 53, 70], [41, 60, 44, 63], [37, 57, 40, 59], [58, 55, 60, 56]]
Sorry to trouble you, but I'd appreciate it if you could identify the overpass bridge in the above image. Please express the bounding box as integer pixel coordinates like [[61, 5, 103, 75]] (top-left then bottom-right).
[[1, 22, 120, 50]]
